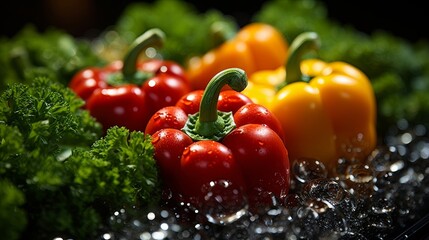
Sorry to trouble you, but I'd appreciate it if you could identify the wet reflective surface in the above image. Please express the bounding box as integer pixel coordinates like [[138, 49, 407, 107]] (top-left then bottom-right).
[[91, 120, 429, 239]]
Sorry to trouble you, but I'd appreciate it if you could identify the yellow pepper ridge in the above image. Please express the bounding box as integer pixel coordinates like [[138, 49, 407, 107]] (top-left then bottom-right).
[[243, 32, 377, 175]]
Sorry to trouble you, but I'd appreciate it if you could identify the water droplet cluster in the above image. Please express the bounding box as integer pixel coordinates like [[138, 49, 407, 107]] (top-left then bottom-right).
[[97, 120, 429, 239]]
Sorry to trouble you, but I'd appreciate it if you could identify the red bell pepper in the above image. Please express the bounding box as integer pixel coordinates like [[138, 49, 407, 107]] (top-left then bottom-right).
[[69, 29, 191, 132], [146, 68, 290, 212]]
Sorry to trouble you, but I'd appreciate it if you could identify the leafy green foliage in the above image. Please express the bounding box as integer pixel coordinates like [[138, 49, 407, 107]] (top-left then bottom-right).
[[67, 126, 159, 209], [0, 25, 104, 91], [0, 180, 26, 240], [0, 77, 101, 151], [112, 0, 238, 65], [0, 78, 159, 239]]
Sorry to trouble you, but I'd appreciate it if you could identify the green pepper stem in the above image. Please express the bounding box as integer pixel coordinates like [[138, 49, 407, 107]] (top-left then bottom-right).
[[210, 21, 238, 47], [182, 68, 248, 141], [200, 68, 247, 122], [277, 32, 320, 90], [122, 28, 165, 81], [9, 47, 31, 80]]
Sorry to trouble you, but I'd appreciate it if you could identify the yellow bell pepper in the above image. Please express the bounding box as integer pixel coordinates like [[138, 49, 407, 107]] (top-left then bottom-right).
[[242, 32, 377, 173]]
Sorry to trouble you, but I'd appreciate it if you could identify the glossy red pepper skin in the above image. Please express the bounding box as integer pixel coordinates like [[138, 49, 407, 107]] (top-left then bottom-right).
[[146, 90, 282, 140], [69, 29, 191, 133], [86, 84, 149, 132], [68, 63, 116, 102], [174, 89, 204, 115], [233, 103, 285, 143], [147, 68, 290, 212], [151, 128, 193, 196], [70, 59, 190, 132], [175, 89, 253, 116], [222, 124, 289, 209], [149, 105, 288, 210], [180, 140, 247, 209], [144, 106, 188, 135]]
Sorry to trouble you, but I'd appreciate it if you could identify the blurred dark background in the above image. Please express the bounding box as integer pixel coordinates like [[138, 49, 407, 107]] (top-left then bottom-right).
[[2, 0, 428, 43]]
